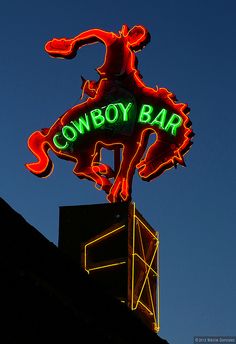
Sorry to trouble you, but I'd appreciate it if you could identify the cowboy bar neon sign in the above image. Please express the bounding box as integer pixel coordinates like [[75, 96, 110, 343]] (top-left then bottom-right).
[[26, 25, 193, 202], [53, 102, 183, 150]]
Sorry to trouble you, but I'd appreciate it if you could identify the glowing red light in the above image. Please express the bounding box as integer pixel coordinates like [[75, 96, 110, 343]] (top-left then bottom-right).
[[26, 25, 193, 202]]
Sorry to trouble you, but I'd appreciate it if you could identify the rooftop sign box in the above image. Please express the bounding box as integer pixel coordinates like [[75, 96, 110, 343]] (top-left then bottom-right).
[[59, 201, 160, 332], [26, 25, 193, 202]]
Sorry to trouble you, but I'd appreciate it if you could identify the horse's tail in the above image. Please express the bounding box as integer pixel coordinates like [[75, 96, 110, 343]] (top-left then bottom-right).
[[25, 130, 53, 178]]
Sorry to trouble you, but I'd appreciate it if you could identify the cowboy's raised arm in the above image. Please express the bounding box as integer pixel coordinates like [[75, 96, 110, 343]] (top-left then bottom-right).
[[45, 29, 116, 59]]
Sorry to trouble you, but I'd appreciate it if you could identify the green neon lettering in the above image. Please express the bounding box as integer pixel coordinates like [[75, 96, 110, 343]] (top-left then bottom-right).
[[151, 108, 167, 129], [118, 102, 132, 121], [138, 104, 153, 123], [53, 133, 69, 150], [165, 114, 183, 136], [90, 108, 105, 129], [71, 114, 91, 134], [105, 104, 119, 123], [62, 125, 78, 142]]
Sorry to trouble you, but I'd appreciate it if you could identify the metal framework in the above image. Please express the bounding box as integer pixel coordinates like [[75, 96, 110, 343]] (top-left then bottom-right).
[[81, 203, 159, 332]]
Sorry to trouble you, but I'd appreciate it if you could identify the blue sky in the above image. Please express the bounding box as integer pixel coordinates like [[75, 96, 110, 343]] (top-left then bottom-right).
[[1, 0, 236, 343]]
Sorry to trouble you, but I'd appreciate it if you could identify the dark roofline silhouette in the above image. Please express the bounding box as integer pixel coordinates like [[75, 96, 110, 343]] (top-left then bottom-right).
[[0, 197, 168, 343]]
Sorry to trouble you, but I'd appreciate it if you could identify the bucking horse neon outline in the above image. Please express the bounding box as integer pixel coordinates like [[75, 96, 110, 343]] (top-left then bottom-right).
[[26, 25, 193, 202]]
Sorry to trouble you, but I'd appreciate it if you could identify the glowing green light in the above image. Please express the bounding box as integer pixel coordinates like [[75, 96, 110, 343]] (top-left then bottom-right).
[[138, 104, 153, 123], [71, 114, 91, 134], [62, 125, 78, 142], [53, 133, 69, 150], [52, 102, 183, 152], [165, 114, 183, 136], [91, 108, 105, 129], [151, 108, 167, 129], [118, 102, 132, 121], [105, 104, 119, 123]]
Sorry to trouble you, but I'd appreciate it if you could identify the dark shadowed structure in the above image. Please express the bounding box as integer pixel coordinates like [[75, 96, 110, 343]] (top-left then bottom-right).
[[0, 198, 168, 343], [59, 202, 159, 332]]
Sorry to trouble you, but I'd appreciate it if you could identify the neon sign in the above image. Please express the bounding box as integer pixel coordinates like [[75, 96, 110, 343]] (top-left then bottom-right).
[[52, 102, 183, 151], [26, 25, 193, 202]]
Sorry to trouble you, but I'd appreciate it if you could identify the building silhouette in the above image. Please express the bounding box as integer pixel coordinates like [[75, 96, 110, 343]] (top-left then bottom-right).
[[0, 197, 168, 343]]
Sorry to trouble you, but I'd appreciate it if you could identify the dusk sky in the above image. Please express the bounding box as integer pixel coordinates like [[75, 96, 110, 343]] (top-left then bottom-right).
[[1, 1, 235, 343]]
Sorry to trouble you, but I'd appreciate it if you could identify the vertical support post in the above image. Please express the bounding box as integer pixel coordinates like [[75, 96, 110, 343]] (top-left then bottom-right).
[[114, 147, 121, 175]]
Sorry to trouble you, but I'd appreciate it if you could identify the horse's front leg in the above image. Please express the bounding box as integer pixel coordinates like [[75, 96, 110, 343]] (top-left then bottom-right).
[[73, 151, 112, 193], [107, 141, 146, 202]]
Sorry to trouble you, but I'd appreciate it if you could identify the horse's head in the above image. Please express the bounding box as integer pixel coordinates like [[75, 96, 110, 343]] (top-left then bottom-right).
[[136, 116, 193, 182]]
